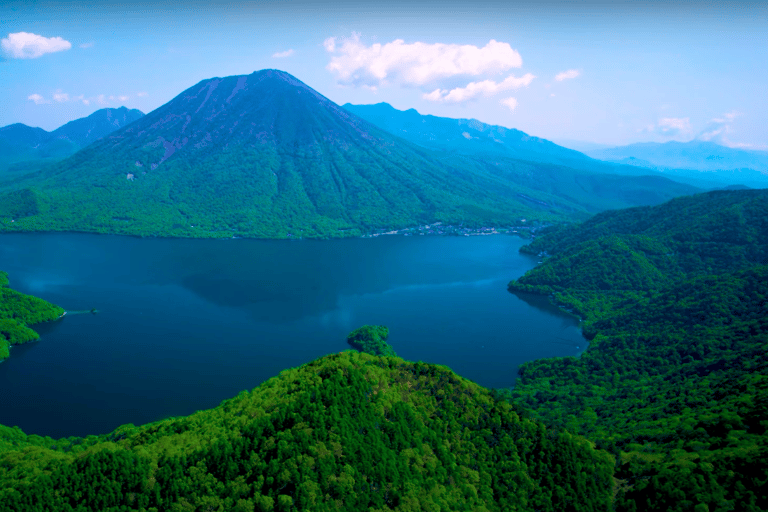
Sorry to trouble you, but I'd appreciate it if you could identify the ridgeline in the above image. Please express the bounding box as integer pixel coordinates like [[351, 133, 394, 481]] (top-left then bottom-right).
[[508, 188, 768, 511]]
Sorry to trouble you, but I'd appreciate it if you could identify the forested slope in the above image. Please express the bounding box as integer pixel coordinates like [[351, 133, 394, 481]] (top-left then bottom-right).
[[507, 189, 768, 511], [0, 271, 64, 361], [0, 350, 614, 512]]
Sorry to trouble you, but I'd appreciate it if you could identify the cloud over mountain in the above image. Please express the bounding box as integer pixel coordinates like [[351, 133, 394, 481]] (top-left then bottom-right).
[[1, 32, 71, 59], [325, 34, 523, 88], [423, 73, 534, 103]]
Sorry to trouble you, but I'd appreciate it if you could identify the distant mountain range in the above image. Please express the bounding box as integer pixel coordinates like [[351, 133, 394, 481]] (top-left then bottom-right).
[[0, 107, 145, 173], [346, 103, 768, 190], [582, 140, 768, 189], [342, 102, 595, 170], [0, 70, 699, 238]]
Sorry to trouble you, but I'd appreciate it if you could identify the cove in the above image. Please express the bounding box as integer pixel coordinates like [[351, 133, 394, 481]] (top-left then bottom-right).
[[0, 233, 584, 438]]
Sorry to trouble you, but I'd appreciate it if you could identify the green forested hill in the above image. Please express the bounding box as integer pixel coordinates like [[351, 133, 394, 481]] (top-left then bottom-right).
[[0, 350, 614, 512], [0, 271, 64, 361], [507, 189, 768, 511], [0, 70, 698, 239]]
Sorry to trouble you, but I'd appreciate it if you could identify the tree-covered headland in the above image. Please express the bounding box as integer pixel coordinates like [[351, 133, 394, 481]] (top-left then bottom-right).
[[0, 271, 64, 361], [508, 189, 768, 511]]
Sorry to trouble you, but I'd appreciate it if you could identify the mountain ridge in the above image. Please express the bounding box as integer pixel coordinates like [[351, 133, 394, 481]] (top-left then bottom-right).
[[0, 70, 700, 238], [0, 107, 145, 173]]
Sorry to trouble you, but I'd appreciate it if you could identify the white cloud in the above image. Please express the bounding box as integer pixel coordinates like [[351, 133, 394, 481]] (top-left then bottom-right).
[[325, 33, 523, 88], [1, 32, 71, 59], [80, 42, 94, 49], [272, 49, 294, 58], [97, 94, 108, 105], [27, 93, 50, 104], [82, 99, 90, 105], [555, 69, 580, 81], [118, 95, 129, 102], [137, 91, 148, 97], [697, 111, 742, 145], [500, 97, 518, 111], [640, 117, 693, 139], [657, 117, 692, 137], [53, 91, 69, 102], [423, 73, 535, 103]]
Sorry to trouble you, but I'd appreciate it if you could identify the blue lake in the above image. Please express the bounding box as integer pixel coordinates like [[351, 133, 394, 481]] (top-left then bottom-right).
[[0, 233, 584, 438]]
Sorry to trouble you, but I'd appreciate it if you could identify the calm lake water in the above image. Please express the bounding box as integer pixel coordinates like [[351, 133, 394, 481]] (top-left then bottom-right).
[[0, 233, 583, 438]]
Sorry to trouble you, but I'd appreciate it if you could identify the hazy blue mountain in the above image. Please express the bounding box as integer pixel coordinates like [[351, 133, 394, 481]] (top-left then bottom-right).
[[47, 106, 145, 149], [343, 102, 596, 169], [0, 107, 145, 173], [0, 69, 701, 238], [343, 104, 765, 190], [584, 140, 768, 188]]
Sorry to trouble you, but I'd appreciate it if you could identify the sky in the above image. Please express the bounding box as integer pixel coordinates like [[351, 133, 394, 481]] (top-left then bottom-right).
[[1, 0, 767, 150]]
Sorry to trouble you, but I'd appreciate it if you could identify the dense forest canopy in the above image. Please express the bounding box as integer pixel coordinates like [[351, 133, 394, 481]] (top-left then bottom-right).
[[346, 325, 396, 357], [508, 188, 768, 511], [0, 350, 614, 511]]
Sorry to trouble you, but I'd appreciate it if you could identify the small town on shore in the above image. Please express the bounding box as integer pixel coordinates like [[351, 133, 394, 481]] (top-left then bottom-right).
[[361, 221, 541, 238]]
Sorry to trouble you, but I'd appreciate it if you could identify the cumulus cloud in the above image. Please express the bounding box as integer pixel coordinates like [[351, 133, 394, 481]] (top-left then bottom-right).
[[555, 69, 580, 81], [272, 49, 294, 58], [53, 91, 69, 102], [697, 111, 739, 143], [1, 32, 71, 59], [500, 97, 518, 111], [658, 117, 691, 135], [28, 93, 50, 104], [325, 33, 523, 88], [423, 73, 535, 103], [640, 117, 692, 139]]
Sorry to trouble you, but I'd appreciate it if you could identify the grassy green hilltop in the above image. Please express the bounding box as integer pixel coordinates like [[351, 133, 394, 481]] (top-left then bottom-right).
[[507, 189, 768, 511], [0, 271, 64, 361]]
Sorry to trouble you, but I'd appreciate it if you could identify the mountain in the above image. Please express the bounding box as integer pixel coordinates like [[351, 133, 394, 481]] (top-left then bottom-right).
[[508, 188, 768, 511], [0, 348, 614, 511], [584, 140, 768, 188], [342, 103, 756, 192], [0, 70, 701, 238], [47, 106, 146, 148], [343, 102, 597, 169], [0, 107, 145, 173]]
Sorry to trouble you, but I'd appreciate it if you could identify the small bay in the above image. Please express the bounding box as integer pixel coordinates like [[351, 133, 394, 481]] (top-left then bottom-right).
[[0, 233, 583, 438]]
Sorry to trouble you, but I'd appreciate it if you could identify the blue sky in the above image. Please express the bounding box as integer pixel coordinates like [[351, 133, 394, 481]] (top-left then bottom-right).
[[1, 0, 766, 149]]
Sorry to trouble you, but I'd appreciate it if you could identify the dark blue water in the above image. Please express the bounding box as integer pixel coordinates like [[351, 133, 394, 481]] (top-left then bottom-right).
[[0, 233, 583, 438]]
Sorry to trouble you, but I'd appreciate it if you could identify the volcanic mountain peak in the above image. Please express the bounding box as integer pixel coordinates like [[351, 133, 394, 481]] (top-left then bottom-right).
[[107, 69, 384, 173]]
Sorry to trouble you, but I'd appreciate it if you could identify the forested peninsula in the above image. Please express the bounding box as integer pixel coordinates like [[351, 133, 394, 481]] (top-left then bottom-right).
[[0, 271, 64, 361], [508, 188, 768, 511]]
